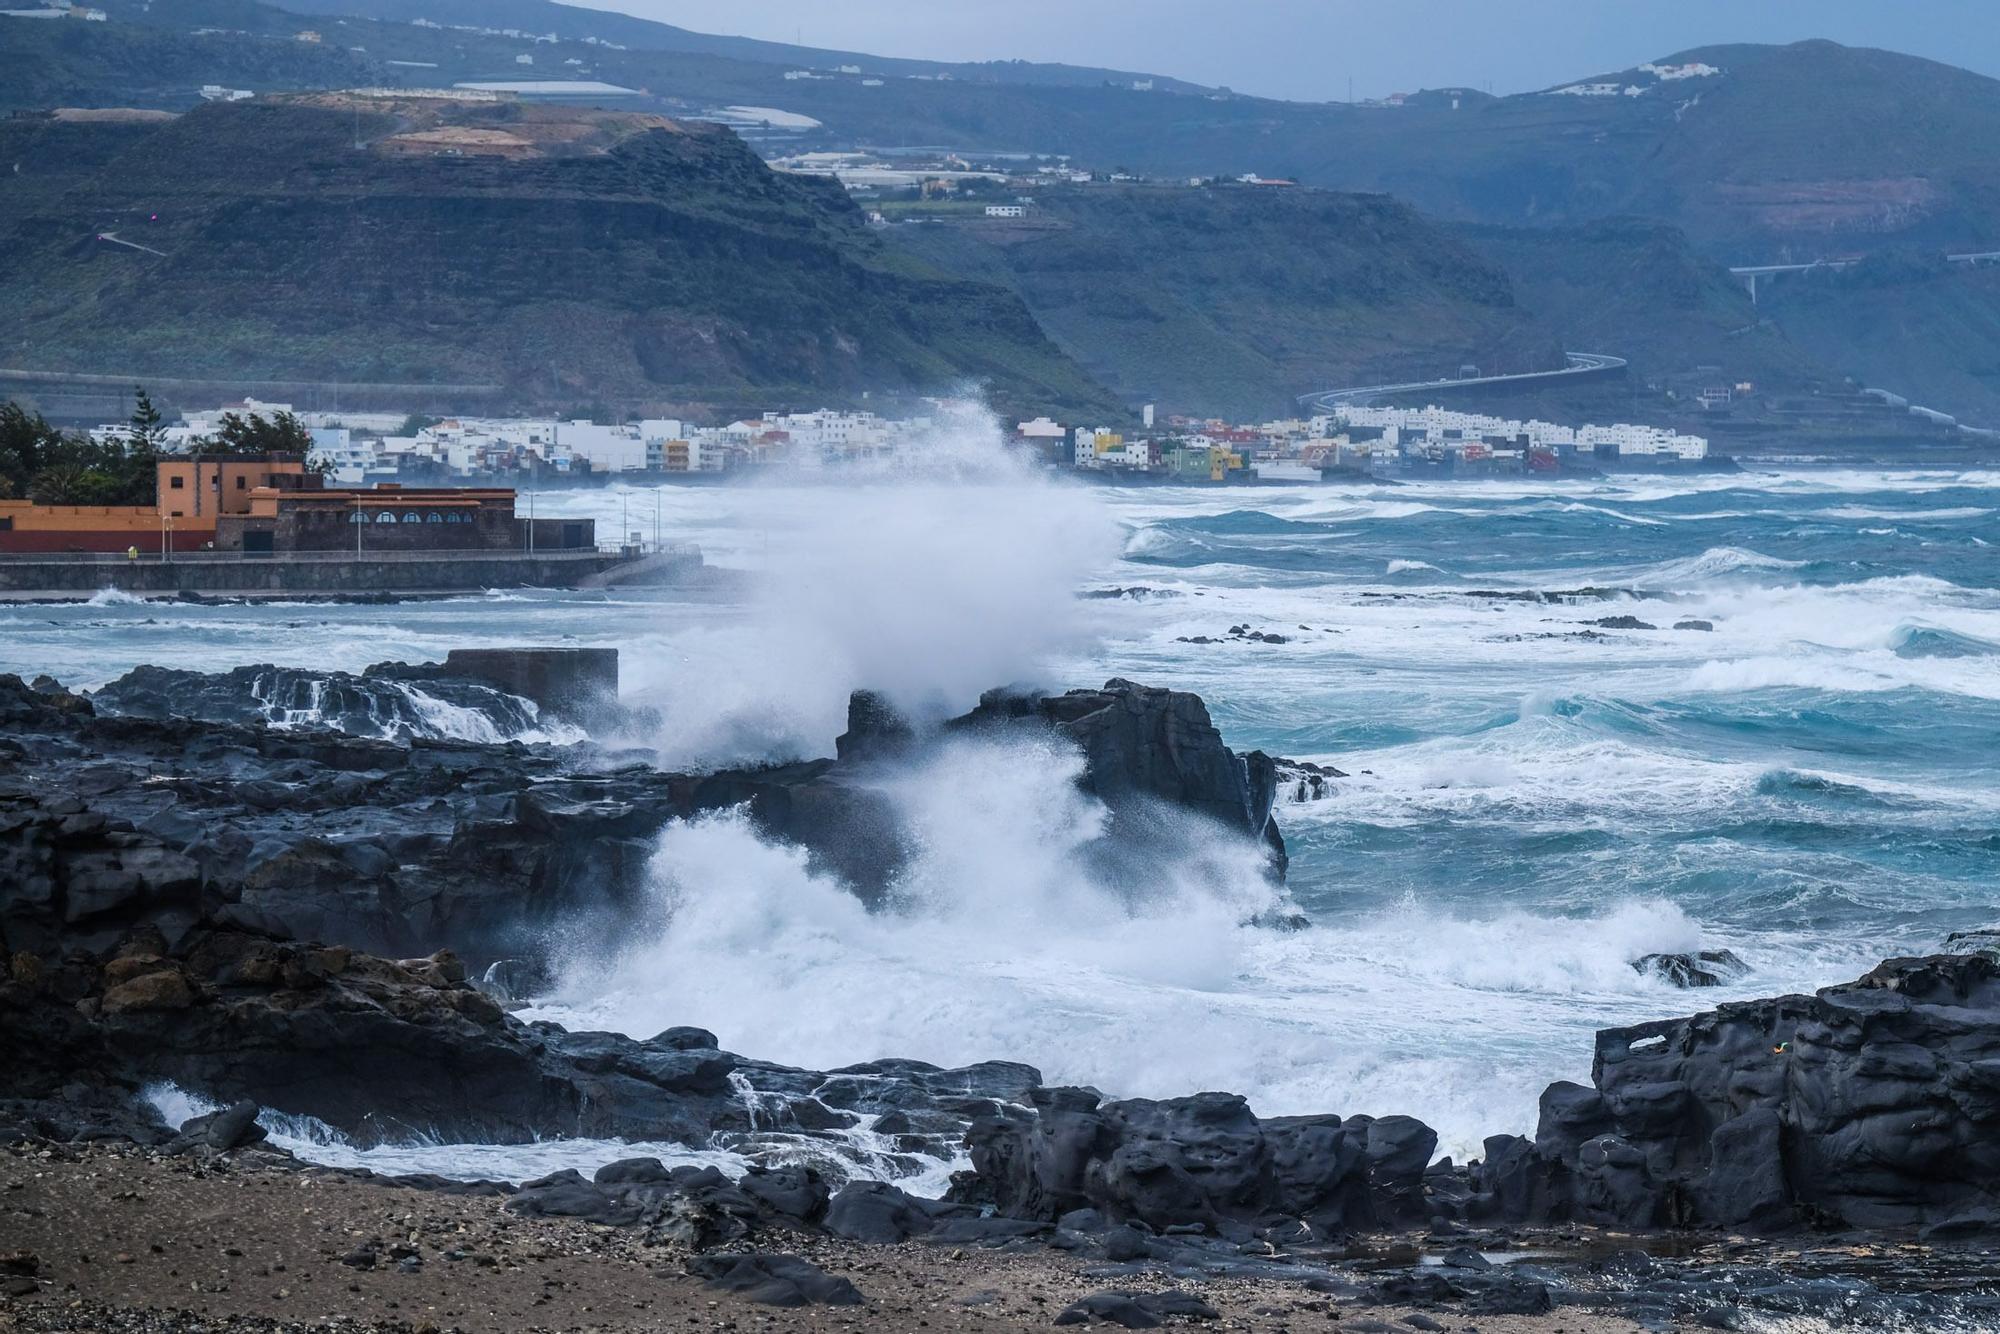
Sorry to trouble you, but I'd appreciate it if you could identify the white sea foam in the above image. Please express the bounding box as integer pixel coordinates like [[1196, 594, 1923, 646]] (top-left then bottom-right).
[[532, 774, 1874, 1156], [522, 725, 1901, 1158], [619, 408, 1121, 766], [1642, 546, 1807, 584], [1820, 505, 1993, 521], [140, 1082, 963, 1194], [15, 466, 1995, 1172]]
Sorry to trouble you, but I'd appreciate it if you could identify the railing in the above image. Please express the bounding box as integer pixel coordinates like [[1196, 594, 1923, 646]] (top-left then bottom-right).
[[0, 544, 696, 565]]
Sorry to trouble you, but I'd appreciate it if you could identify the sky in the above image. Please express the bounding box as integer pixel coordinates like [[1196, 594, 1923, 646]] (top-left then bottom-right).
[[567, 0, 2000, 102]]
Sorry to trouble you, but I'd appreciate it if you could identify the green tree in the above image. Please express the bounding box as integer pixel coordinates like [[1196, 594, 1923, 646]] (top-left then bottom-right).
[[26, 440, 120, 506], [0, 401, 68, 499], [128, 387, 166, 454], [208, 409, 314, 455]]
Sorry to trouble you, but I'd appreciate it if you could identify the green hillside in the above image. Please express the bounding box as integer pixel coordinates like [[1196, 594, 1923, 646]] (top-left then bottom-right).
[[19, 14, 2000, 264], [1457, 219, 1824, 388], [1759, 254, 2000, 424], [889, 186, 1564, 420], [0, 97, 1120, 417]]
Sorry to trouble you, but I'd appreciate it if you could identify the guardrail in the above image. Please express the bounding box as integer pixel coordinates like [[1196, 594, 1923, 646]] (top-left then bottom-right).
[[0, 543, 699, 566]]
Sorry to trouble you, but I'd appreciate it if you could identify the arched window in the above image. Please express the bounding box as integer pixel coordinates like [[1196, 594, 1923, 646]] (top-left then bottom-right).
[[427, 512, 444, 523], [403, 512, 421, 524], [349, 512, 363, 524], [450, 513, 466, 523], [376, 512, 396, 524]]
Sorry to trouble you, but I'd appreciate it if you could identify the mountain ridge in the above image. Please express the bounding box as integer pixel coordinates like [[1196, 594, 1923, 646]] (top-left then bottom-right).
[[0, 96, 1122, 417]]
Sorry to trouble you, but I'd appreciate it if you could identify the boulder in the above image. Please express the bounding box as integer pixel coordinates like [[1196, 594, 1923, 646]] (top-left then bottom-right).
[[964, 1087, 1427, 1234], [688, 1253, 864, 1307], [1632, 950, 1748, 987], [1485, 953, 2000, 1232]]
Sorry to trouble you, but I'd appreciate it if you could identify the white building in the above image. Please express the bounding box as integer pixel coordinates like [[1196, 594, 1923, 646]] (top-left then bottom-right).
[[555, 420, 645, 473], [984, 204, 1026, 218], [1333, 403, 1704, 460], [1071, 427, 1124, 468]]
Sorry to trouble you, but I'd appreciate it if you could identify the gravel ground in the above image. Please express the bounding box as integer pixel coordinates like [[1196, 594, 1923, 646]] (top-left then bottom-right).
[[0, 1144, 1652, 1334]]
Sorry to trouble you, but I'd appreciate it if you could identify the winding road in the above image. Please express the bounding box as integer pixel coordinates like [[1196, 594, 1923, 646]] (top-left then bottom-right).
[[1298, 352, 1627, 413]]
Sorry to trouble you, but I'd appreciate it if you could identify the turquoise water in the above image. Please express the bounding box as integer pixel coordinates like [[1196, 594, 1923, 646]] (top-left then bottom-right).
[[7, 465, 1997, 1153]]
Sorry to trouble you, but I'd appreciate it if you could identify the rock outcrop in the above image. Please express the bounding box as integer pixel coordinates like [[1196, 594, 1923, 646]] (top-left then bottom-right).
[[1482, 952, 2000, 1233], [90, 662, 561, 742], [959, 1086, 1435, 1236], [3, 669, 1290, 968], [16, 665, 2000, 1253], [950, 679, 1286, 876], [0, 913, 1038, 1171]]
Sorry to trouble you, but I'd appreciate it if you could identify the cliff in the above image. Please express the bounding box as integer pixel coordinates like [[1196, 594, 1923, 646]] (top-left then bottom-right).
[[0, 97, 1119, 417]]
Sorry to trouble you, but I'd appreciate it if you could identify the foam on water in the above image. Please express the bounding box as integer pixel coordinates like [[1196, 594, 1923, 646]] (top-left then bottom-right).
[[141, 1082, 965, 1195], [16, 461, 2000, 1177]]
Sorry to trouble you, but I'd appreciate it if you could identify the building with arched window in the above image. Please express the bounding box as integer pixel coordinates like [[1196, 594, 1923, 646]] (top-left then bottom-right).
[[212, 482, 593, 553]]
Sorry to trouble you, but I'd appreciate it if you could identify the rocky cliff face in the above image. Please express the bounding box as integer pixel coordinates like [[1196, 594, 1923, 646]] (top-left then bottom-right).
[[0, 98, 1121, 417], [1483, 952, 2000, 1235], [16, 666, 1288, 967], [9, 663, 2000, 1252]]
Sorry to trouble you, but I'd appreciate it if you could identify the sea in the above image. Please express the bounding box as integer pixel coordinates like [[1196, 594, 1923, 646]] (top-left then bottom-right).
[[9, 439, 1998, 1184]]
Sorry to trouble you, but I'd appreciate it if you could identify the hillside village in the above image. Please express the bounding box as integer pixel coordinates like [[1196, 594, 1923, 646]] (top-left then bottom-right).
[[95, 396, 1716, 487]]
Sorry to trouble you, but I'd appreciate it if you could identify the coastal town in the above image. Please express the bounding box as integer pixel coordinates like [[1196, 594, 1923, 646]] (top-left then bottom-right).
[[70, 396, 1716, 491]]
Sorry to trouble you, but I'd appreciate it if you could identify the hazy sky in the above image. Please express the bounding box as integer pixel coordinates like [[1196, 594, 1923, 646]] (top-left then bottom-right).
[[569, 0, 2000, 102]]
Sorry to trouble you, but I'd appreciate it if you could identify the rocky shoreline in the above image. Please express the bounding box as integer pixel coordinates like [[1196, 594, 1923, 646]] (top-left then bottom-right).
[[5, 656, 2000, 1329]]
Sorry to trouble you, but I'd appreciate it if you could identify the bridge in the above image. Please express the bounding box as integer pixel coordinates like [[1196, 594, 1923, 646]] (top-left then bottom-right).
[[1298, 352, 1627, 413], [1731, 250, 2000, 303]]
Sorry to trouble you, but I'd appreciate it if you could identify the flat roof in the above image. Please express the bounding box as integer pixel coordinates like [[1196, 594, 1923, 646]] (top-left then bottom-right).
[[452, 81, 640, 95]]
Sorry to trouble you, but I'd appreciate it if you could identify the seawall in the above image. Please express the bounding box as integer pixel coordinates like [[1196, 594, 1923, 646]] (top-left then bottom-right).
[[0, 548, 698, 598]]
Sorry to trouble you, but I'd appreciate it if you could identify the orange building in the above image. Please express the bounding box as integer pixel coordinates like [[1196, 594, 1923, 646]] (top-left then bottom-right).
[[0, 500, 203, 555], [0, 454, 593, 556], [0, 454, 312, 554], [154, 454, 312, 523]]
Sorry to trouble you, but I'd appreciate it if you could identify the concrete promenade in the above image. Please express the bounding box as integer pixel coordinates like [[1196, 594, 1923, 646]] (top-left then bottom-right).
[[0, 546, 700, 598]]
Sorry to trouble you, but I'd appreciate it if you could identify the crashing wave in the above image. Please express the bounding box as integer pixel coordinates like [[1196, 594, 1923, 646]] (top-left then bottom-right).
[[91, 663, 584, 744]]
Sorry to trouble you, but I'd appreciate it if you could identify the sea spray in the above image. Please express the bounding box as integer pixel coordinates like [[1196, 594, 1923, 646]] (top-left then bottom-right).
[[529, 731, 1796, 1156], [620, 404, 1122, 767], [20, 465, 1997, 1163]]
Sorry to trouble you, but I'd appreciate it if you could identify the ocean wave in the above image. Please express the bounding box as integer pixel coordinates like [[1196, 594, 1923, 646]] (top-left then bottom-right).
[[1644, 546, 1808, 583], [1521, 501, 1670, 527], [1753, 768, 1908, 810], [142, 1081, 959, 1194], [1891, 624, 2000, 659], [1821, 505, 1994, 521]]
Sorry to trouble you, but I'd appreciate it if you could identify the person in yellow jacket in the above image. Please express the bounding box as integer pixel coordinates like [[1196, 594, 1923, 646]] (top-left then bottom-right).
[[126, 545, 138, 561]]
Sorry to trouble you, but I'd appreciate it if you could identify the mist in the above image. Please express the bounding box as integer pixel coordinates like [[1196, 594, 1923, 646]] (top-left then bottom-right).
[[620, 403, 1123, 767]]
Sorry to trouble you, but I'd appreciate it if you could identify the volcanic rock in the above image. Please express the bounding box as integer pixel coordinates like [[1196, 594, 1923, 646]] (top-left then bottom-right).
[[688, 1252, 865, 1307], [1631, 949, 1749, 987]]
